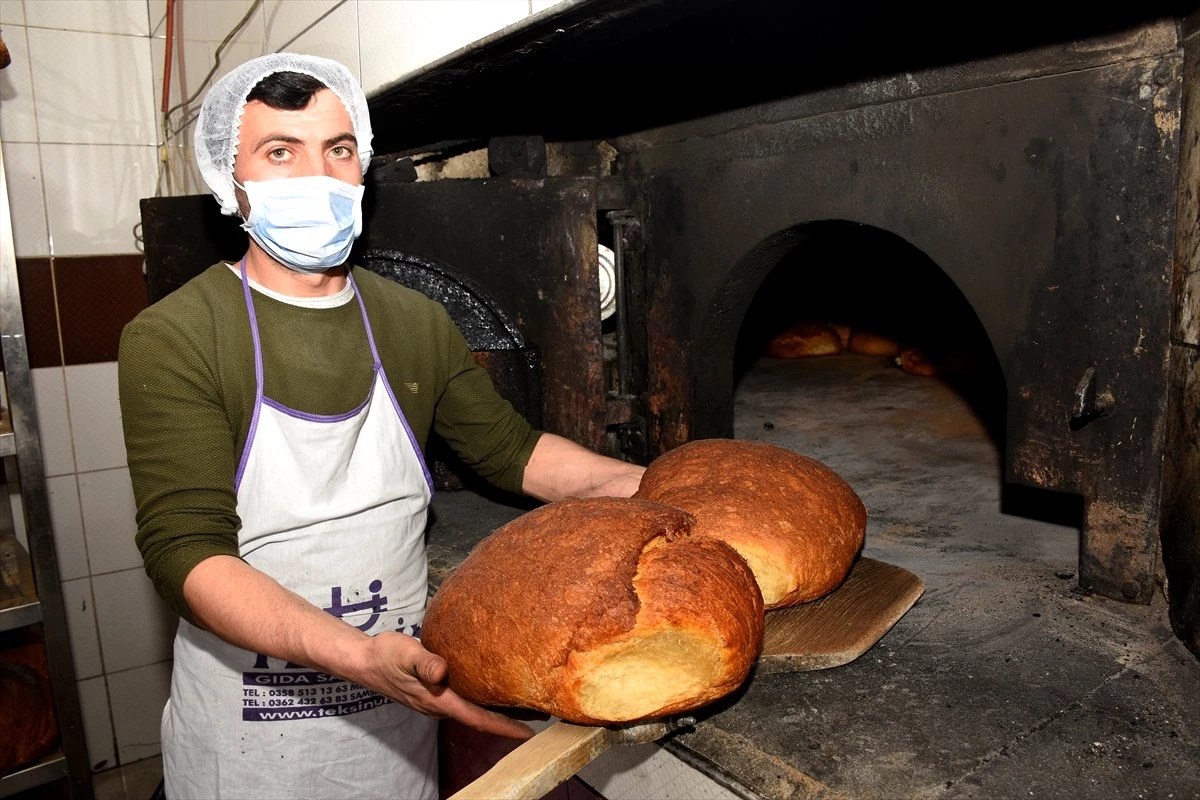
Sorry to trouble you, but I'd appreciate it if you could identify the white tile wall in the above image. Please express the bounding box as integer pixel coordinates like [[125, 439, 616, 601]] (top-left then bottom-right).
[[78, 467, 139, 574], [264, 0, 342, 53], [64, 363, 127, 471], [150, 35, 192, 135], [148, 143, 206, 197], [359, 0, 528, 93], [0, 140, 51, 258], [108, 661, 172, 764], [148, 141, 206, 197], [26, 27, 157, 146], [39, 142, 158, 256], [174, 145, 207, 196], [91, 566, 177, 673], [148, 0, 167, 38], [177, 0, 265, 46], [47, 474, 88, 580], [62, 576, 104, 679], [32, 367, 76, 477], [267, 0, 359, 80], [0, 0, 25, 25], [77, 675, 117, 770], [24, 0, 151, 37], [0, 25, 39, 142]]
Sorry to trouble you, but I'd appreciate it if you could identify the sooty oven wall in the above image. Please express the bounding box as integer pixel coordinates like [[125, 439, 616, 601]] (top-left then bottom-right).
[[619, 25, 1199, 655], [624, 26, 1184, 609]]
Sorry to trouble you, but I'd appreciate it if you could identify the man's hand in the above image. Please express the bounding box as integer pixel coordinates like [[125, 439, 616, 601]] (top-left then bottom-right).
[[523, 433, 646, 501], [183, 555, 533, 739], [351, 631, 534, 740]]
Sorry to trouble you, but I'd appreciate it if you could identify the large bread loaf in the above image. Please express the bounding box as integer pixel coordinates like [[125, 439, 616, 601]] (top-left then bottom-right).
[[422, 497, 764, 725], [635, 439, 866, 609]]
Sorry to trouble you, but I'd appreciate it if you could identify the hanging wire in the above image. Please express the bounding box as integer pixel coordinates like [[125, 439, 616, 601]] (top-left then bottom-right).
[[274, 0, 349, 52], [155, 0, 264, 200], [163, 0, 264, 128], [162, 0, 349, 146]]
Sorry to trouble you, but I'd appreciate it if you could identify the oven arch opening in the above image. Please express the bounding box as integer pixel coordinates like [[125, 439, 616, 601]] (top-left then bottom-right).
[[730, 221, 1005, 441], [700, 219, 1084, 537]]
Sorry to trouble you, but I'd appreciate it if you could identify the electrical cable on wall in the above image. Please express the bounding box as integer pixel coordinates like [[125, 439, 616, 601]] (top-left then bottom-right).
[[156, 0, 265, 197]]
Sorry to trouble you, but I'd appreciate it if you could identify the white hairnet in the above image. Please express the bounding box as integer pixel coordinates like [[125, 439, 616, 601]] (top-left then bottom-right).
[[194, 52, 374, 216]]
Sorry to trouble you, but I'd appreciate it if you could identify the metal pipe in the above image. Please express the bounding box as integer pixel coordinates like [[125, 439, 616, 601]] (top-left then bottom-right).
[[607, 211, 633, 397]]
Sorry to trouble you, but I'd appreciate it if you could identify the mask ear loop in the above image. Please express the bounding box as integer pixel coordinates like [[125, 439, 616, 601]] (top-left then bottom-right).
[[232, 178, 253, 228]]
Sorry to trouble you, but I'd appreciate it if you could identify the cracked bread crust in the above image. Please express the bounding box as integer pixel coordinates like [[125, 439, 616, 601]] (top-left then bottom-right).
[[422, 496, 764, 724]]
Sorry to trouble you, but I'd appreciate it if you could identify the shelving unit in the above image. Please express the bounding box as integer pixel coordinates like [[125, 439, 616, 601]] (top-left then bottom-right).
[[0, 145, 93, 798]]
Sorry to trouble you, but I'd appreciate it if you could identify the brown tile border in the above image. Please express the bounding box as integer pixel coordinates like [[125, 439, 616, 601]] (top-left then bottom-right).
[[14, 257, 60, 369], [55, 254, 149, 365], [14, 254, 150, 369]]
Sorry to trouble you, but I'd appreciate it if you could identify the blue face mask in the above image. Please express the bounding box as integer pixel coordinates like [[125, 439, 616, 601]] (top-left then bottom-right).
[[237, 175, 365, 273]]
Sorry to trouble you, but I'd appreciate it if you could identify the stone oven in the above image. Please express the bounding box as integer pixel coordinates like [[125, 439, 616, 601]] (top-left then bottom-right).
[[140, 0, 1200, 658]]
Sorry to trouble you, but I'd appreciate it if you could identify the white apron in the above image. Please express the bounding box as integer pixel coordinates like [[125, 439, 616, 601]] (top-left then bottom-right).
[[161, 265, 437, 800]]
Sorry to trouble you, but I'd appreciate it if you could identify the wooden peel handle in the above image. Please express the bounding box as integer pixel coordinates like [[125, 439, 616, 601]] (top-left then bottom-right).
[[448, 722, 617, 800], [448, 719, 674, 800]]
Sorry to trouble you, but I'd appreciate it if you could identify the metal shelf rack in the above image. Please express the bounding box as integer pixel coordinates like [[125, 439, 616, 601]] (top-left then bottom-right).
[[0, 143, 94, 799]]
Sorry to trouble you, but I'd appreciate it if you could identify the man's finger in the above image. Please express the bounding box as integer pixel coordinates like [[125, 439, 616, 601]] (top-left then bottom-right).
[[440, 692, 534, 740], [413, 650, 448, 685], [469, 708, 536, 740]]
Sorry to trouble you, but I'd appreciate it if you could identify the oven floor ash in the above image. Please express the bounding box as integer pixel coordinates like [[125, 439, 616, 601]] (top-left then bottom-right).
[[427, 353, 1200, 800]]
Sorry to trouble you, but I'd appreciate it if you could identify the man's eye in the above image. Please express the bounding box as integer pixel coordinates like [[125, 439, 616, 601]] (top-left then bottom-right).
[[269, 148, 289, 159], [331, 145, 351, 157]]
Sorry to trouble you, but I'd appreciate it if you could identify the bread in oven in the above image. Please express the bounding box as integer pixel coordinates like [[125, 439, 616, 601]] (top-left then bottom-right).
[[847, 330, 902, 357], [765, 321, 843, 358]]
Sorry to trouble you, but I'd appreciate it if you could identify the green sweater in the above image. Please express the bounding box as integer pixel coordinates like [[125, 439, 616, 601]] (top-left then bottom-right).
[[118, 264, 541, 623]]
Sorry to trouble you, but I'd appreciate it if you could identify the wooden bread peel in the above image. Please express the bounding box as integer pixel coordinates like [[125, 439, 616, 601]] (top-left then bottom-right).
[[448, 556, 924, 800], [757, 556, 925, 674]]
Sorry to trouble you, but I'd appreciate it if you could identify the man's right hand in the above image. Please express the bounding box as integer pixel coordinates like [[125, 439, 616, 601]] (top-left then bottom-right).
[[352, 630, 535, 740], [183, 555, 533, 740]]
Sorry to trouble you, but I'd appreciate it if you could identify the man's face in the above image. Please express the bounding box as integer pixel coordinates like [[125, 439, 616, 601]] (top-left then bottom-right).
[[232, 87, 361, 218]]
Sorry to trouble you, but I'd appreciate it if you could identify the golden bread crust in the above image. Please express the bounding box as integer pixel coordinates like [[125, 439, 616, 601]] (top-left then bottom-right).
[[422, 497, 764, 724], [635, 439, 866, 609]]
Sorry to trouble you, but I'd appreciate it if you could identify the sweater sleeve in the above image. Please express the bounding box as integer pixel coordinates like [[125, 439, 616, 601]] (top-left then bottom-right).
[[118, 307, 242, 625], [428, 303, 543, 495]]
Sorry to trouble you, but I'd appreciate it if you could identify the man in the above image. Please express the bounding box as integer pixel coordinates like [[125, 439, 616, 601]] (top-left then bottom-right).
[[119, 52, 644, 800]]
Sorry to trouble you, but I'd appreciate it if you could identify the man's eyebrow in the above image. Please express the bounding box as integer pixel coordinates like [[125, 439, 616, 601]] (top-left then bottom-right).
[[253, 134, 303, 152], [324, 132, 356, 149]]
